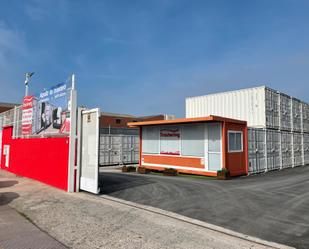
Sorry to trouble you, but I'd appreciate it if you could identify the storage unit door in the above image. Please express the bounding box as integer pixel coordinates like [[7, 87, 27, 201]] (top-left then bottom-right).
[[302, 103, 309, 133], [293, 133, 303, 166], [280, 94, 292, 131], [121, 135, 139, 164], [265, 89, 280, 129], [303, 133, 309, 165], [248, 128, 266, 173], [266, 130, 281, 170], [132, 136, 139, 163], [292, 99, 302, 132], [281, 132, 293, 168], [121, 136, 132, 164], [110, 136, 121, 164], [99, 135, 111, 165]]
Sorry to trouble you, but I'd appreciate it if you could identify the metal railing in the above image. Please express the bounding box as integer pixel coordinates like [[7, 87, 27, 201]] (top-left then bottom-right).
[[0, 104, 69, 139]]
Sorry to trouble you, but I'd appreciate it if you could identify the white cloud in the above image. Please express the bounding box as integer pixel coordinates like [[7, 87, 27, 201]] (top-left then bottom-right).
[[25, 4, 48, 21], [24, 0, 69, 22], [0, 21, 27, 68]]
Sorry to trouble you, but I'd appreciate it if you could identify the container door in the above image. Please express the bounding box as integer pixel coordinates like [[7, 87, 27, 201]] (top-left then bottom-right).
[[303, 103, 309, 133], [280, 94, 292, 131], [293, 133, 303, 166], [122, 135, 131, 164], [266, 130, 281, 170], [133, 136, 139, 163], [292, 99, 302, 132], [122, 135, 139, 164], [110, 136, 121, 164], [99, 134, 110, 166], [80, 108, 100, 194], [206, 123, 222, 171], [248, 128, 266, 173], [265, 89, 279, 129], [304, 134, 309, 165], [281, 132, 293, 168]]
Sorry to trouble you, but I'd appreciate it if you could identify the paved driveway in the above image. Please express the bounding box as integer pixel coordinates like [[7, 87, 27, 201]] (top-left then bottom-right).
[[100, 166, 309, 249]]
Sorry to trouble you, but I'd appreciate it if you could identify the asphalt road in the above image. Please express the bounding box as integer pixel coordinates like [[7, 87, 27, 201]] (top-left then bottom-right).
[[100, 166, 309, 249]]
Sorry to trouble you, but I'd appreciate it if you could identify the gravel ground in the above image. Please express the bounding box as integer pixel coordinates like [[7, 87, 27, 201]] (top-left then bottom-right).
[[100, 166, 309, 249], [0, 170, 289, 249]]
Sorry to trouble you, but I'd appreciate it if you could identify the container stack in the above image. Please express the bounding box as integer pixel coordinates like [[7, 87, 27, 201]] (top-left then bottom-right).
[[186, 86, 309, 174]]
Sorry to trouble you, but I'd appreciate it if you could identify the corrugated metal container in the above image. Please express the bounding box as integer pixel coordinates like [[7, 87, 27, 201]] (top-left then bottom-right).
[[303, 133, 309, 165], [281, 132, 293, 168], [248, 128, 266, 173], [186, 86, 268, 128], [186, 86, 284, 129], [292, 98, 302, 132], [293, 133, 303, 166], [186, 86, 309, 132], [302, 102, 309, 133], [266, 130, 281, 170], [99, 134, 139, 166]]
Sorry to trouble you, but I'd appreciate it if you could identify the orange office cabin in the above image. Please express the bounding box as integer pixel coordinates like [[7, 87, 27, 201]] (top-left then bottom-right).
[[128, 116, 248, 177]]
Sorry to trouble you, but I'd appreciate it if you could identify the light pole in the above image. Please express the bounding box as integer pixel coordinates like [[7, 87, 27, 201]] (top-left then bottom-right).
[[24, 72, 35, 96]]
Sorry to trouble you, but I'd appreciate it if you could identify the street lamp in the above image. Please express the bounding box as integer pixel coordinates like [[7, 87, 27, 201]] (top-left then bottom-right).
[[24, 72, 35, 96]]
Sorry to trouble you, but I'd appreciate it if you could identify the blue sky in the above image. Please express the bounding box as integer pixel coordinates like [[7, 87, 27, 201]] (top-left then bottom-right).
[[0, 0, 309, 117]]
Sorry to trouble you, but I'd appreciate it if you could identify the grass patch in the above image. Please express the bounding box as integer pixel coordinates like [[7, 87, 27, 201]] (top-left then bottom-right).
[[150, 171, 214, 180], [178, 173, 214, 180]]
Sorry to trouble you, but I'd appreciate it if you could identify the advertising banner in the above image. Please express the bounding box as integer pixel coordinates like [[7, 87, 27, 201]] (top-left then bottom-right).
[[22, 96, 34, 135], [20, 82, 71, 136], [35, 83, 70, 135], [160, 127, 180, 155]]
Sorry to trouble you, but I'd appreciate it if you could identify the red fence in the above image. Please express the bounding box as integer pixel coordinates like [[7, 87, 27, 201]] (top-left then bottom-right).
[[1, 126, 69, 191]]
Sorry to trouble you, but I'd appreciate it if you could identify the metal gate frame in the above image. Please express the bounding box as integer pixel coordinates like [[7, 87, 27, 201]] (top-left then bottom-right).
[[78, 108, 100, 194]]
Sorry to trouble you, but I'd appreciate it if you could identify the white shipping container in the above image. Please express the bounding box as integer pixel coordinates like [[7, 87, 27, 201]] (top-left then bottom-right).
[[186, 86, 309, 131], [248, 128, 309, 174], [186, 86, 268, 128]]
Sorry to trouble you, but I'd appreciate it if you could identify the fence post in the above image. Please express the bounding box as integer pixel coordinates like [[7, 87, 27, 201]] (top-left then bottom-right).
[[12, 106, 17, 139]]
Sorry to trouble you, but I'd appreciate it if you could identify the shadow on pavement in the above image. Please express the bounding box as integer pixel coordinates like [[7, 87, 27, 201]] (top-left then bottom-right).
[[0, 180, 18, 188], [99, 172, 154, 194], [0, 192, 20, 206]]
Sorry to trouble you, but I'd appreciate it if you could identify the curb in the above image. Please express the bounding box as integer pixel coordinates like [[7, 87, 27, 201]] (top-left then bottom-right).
[[97, 194, 295, 249]]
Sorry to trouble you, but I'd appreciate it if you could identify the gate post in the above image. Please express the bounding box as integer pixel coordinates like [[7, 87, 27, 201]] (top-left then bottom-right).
[[75, 107, 84, 192], [67, 74, 77, 193]]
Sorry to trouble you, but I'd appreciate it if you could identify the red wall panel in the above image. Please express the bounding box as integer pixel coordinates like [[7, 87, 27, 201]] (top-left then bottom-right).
[[1, 126, 69, 191]]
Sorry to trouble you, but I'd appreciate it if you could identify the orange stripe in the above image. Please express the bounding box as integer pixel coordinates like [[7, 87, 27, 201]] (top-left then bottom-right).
[[141, 165, 217, 177], [142, 154, 204, 169]]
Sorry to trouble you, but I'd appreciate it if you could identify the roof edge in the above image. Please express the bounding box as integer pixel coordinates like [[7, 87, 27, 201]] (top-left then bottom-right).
[[128, 115, 247, 127]]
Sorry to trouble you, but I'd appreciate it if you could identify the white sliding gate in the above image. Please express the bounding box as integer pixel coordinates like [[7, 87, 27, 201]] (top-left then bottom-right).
[[79, 108, 100, 194]]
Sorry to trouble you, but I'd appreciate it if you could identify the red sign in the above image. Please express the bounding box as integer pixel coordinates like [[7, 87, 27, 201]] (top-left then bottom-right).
[[22, 96, 34, 135]]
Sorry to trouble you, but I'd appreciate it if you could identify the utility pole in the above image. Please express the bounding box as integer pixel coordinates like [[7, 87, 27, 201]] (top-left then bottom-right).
[[24, 72, 35, 96]]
